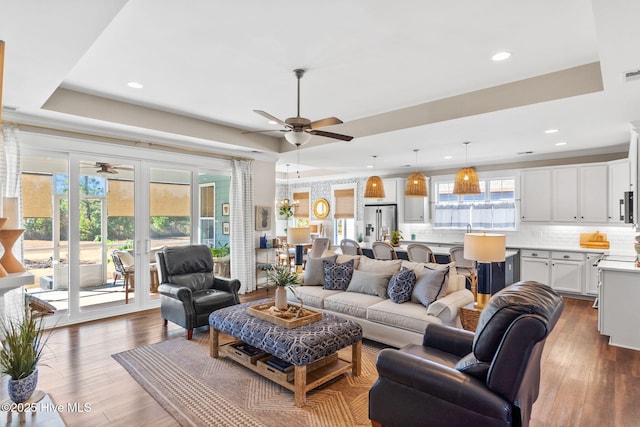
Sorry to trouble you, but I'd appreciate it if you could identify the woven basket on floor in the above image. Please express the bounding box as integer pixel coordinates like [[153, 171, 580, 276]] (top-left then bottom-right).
[[460, 305, 480, 332]]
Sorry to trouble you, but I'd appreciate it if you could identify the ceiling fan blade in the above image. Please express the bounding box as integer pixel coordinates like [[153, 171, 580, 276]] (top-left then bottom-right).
[[242, 129, 288, 134], [309, 117, 343, 129], [308, 129, 353, 141], [253, 110, 289, 127]]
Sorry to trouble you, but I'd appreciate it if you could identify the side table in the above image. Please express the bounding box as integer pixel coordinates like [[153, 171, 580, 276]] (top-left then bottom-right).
[[460, 302, 482, 332]]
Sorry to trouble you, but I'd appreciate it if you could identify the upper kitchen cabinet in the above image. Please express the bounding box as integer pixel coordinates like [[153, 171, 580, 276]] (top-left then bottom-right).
[[608, 159, 631, 223], [522, 164, 609, 223], [403, 189, 428, 222], [521, 169, 552, 221], [552, 164, 608, 223], [552, 167, 579, 221]]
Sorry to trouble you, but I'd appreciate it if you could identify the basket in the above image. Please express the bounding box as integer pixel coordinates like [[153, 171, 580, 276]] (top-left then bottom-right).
[[460, 305, 481, 332]]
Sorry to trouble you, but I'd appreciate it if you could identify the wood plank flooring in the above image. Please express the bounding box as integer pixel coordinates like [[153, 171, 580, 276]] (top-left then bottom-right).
[[12, 290, 640, 426]]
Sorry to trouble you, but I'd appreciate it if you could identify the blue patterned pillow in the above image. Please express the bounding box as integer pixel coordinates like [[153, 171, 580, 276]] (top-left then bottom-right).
[[387, 267, 417, 303], [323, 259, 355, 290]]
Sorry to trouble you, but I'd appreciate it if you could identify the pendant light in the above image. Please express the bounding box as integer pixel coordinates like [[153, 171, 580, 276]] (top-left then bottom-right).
[[404, 149, 427, 197], [277, 164, 298, 218], [365, 155, 385, 199], [453, 141, 481, 195]]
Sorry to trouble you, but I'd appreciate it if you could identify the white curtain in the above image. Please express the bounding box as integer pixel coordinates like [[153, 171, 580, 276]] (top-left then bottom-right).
[[1, 124, 21, 198], [230, 159, 256, 293]]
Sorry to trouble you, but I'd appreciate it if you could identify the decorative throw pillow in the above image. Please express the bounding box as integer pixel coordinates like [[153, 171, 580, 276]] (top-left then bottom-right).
[[303, 255, 338, 286], [410, 266, 449, 307], [387, 267, 417, 303], [402, 261, 458, 294], [357, 255, 402, 275], [323, 259, 355, 291], [346, 269, 392, 298]]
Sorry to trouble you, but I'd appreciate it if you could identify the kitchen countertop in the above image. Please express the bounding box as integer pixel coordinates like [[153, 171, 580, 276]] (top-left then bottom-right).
[[598, 257, 640, 272], [360, 242, 518, 258]]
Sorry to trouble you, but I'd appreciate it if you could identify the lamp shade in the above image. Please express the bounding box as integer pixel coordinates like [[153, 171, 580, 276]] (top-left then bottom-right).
[[287, 227, 310, 245], [364, 176, 385, 199], [464, 233, 506, 263], [404, 172, 427, 197], [452, 167, 480, 195]]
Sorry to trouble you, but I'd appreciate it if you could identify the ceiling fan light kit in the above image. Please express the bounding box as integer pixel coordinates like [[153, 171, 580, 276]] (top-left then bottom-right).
[[453, 142, 481, 195], [252, 68, 353, 146]]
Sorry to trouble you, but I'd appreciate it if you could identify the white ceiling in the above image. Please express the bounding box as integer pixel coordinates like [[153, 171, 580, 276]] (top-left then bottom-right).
[[1, 0, 639, 178]]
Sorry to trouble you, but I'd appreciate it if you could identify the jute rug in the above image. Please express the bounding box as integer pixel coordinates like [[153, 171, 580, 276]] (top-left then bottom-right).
[[112, 336, 385, 427]]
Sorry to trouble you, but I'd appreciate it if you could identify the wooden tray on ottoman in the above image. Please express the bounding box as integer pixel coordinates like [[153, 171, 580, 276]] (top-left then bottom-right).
[[247, 301, 322, 328]]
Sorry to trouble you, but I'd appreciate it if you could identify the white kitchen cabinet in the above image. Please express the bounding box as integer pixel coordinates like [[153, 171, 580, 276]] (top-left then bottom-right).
[[520, 250, 551, 285], [403, 186, 428, 222], [579, 164, 609, 222], [550, 251, 585, 294], [585, 252, 604, 295], [520, 170, 551, 222], [552, 167, 579, 221], [608, 159, 630, 223], [598, 262, 640, 350]]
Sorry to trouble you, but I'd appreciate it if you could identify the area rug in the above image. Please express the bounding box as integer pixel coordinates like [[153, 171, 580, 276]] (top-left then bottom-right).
[[112, 337, 385, 427]]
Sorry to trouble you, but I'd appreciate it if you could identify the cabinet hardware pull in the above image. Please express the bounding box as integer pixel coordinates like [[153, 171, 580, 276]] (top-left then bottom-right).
[[563, 255, 570, 259]]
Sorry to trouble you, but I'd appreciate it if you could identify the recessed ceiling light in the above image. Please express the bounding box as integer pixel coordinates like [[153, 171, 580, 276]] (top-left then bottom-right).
[[492, 51, 511, 61], [366, 165, 373, 169], [555, 141, 567, 146], [127, 81, 143, 89], [268, 120, 278, 125], [444, 155, 453, 160], [544, 128, 559, 134]]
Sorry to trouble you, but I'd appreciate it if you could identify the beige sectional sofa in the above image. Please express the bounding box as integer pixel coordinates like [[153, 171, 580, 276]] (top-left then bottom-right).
[[287, 254, 475, 348]]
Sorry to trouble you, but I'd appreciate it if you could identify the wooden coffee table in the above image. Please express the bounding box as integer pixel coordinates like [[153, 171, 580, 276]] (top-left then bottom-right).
[[209, 299, 363, 407]]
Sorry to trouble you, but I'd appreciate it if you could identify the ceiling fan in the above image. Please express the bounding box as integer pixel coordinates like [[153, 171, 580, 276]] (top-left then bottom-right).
[[251, 68, 353, 146], [81, 162, 134, 175]]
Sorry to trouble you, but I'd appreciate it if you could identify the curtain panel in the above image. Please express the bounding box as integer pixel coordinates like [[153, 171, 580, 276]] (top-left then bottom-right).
[[230, 159, 256, 293]]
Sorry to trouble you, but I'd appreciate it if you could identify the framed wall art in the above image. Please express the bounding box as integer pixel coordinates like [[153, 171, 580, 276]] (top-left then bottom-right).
[[255, 206, 272, 231]]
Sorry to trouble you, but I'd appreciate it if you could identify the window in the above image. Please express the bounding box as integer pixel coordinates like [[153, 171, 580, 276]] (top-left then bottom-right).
[[332, 186, 356, 242], [293, 191, 310, 218], [434, 178, 516, 230]]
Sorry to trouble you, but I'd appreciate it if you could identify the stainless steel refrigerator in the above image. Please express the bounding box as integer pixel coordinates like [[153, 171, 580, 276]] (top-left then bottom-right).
[[364, 204, 397, 242]]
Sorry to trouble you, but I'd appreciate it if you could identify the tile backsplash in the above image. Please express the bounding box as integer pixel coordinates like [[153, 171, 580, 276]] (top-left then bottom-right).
[[400, 222, 638, 256]]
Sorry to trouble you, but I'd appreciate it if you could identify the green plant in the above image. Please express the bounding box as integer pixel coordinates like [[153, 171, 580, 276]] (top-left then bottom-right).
[[267, 265, 300, 287], [357, 233, 364, 243], [210, 242, 229, 258], [0, 303, 49, 380], [390, 230, 403, 245]]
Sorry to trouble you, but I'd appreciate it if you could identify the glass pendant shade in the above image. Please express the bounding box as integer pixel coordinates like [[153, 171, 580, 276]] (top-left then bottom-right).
[[453, 167, 481, 194], [365, 176, 385, 199], [405, 171, 427, 197]]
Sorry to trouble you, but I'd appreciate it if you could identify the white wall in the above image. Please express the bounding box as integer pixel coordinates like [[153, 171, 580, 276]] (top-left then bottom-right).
[[253, 160, 276, 246]]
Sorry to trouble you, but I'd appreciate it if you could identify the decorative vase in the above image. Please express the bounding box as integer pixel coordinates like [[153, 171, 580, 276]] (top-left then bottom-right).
[[275, 286, 288, 310], [8, 368, 38, 403]]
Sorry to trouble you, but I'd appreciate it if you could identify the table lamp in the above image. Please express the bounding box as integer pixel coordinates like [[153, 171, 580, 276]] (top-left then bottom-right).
[[464, 232, 506, 308], [287, 227, 311, 272]]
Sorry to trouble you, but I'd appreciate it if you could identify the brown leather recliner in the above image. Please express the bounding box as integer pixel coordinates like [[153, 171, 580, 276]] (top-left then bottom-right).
[[369, 281, 564, 427], [157, 244, 240, 340]]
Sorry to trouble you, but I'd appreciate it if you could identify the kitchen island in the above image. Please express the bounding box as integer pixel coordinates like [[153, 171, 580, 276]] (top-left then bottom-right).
[[597, 257, 640, 351]]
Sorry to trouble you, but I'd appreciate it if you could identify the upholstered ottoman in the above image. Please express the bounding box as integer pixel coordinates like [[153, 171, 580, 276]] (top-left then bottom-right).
[[209, 299, 362, 406]]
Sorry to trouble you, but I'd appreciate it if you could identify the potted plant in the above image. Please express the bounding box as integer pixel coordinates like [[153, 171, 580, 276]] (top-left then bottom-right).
[[267, 265, 300, 310], [390, 230, 403, 247], [0, 303, 48, 403]]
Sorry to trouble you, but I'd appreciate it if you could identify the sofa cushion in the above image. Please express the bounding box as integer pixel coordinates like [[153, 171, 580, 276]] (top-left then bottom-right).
[[402, 261, 459, 294], [336, 254, 361, 270], [410, 266, 449, 308], [387, 267, 417, 303], [357, 256, 402, 275], [346, 270, 391, 298], [287, 286, 342, 309], [366, 299, 441, 333], [324, 292, 383, 318], [303, 254, 338, 286], [323, 259, 355, 290]]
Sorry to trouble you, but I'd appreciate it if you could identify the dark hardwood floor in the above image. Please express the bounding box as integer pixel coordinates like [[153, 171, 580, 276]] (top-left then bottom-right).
[[29, 290, 640, 426]]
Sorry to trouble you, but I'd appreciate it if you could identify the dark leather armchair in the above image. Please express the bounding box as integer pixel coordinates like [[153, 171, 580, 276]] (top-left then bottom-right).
[[157, 245, 240, 340], [369, 281, 564, 427]]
